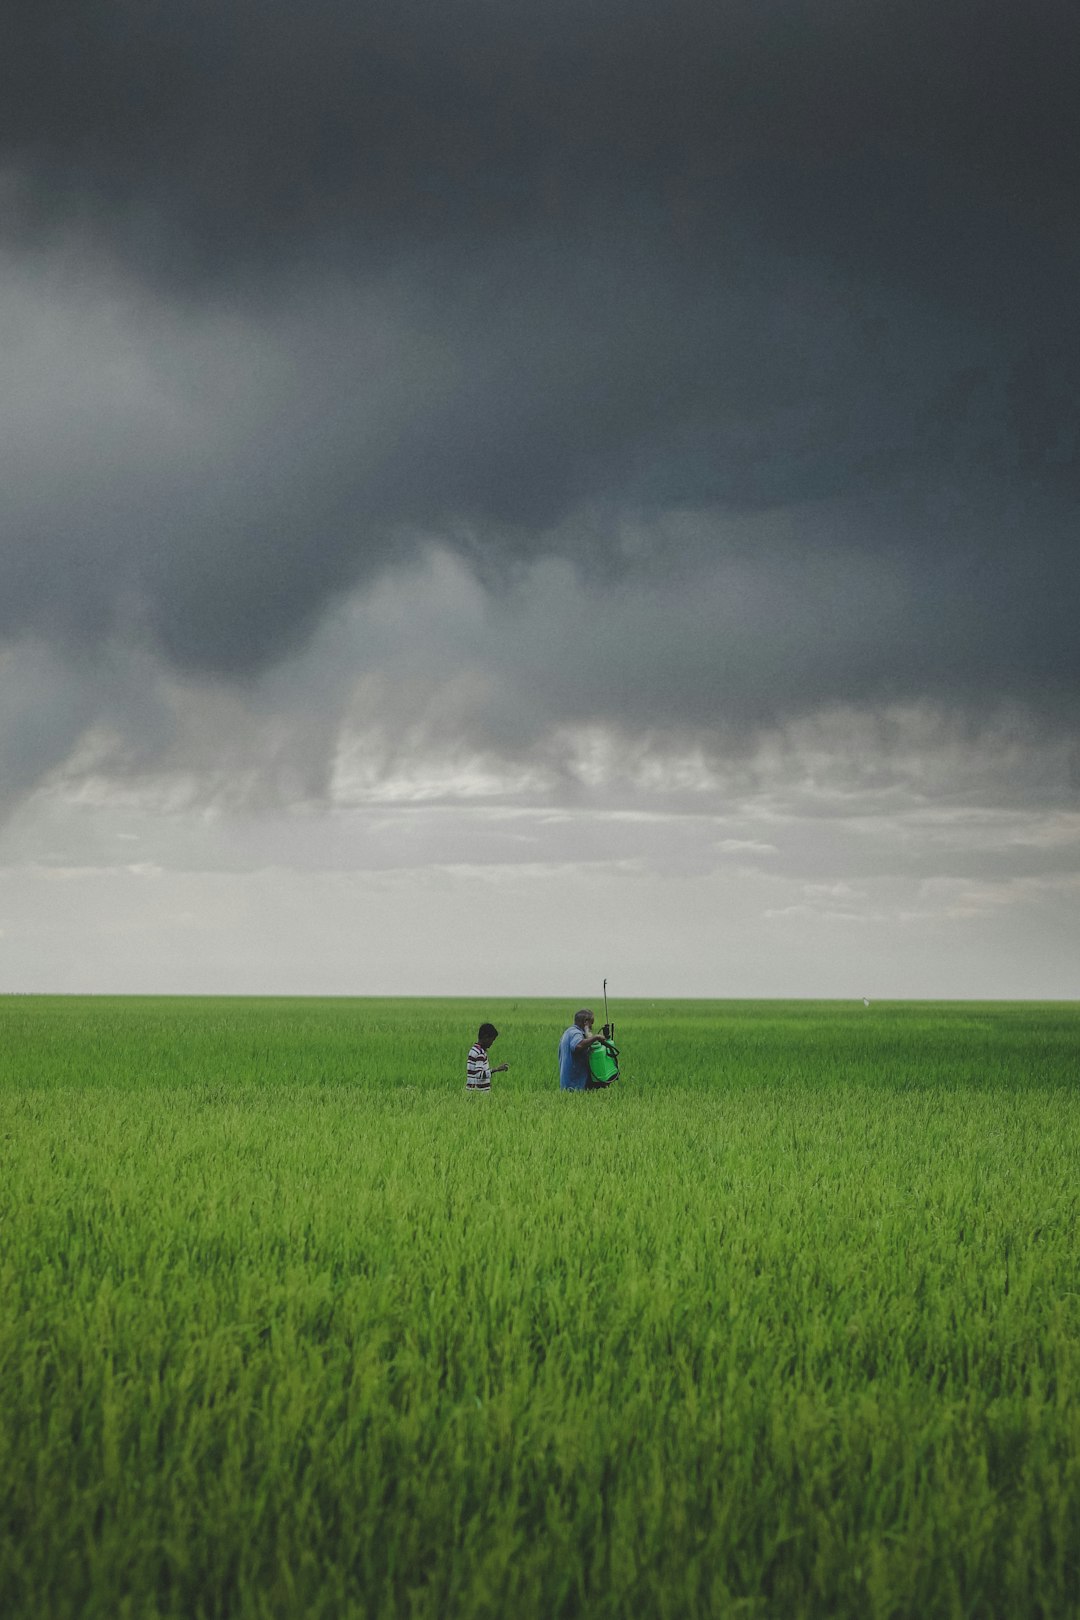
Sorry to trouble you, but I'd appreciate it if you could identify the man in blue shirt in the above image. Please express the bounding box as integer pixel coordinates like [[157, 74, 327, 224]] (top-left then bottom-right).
[[558, 1007, 604, 1091]]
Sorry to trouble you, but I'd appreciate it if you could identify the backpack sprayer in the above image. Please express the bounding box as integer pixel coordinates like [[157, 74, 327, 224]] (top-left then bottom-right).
[[587, 977, 620, 1086]]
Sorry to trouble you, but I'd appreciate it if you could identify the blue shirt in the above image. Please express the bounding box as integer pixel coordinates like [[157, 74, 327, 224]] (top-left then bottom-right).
[[558, 1025, 589, 1090]]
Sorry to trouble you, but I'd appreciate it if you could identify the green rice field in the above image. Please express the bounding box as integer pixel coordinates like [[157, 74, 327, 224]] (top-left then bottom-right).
[[2, 996, 1079, 1619]]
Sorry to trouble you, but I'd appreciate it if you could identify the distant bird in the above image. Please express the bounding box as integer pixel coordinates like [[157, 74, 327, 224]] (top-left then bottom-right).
[[863, 998, 870, 1006]]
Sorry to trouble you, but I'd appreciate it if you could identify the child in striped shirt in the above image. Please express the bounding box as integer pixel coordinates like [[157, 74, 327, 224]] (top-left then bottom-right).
[[466, 1023, 508, 1090]]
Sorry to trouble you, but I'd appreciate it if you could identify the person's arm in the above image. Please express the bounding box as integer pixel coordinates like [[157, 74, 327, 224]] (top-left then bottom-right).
[[569, 1029, 600, 1056]]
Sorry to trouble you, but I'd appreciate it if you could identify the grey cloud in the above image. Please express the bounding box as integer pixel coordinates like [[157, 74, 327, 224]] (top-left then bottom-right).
[[5, 4, 1077, 263], [10, 546, 1076, 827], [0, 636, 176, 811], [1, 1, 1078, 787], [0, 643, 99, 803]]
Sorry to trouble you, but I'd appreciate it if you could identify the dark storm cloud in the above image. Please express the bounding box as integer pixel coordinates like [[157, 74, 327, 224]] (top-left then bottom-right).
[[5, 2, 1078, 260], [1, 1, 1079, 716]]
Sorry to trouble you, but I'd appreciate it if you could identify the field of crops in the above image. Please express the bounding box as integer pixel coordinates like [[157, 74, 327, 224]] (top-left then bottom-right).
[[2, 996, 1079, 1619]]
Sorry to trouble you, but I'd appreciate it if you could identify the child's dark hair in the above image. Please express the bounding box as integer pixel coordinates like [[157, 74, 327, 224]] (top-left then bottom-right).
[[477, 1022, 498, 1046]]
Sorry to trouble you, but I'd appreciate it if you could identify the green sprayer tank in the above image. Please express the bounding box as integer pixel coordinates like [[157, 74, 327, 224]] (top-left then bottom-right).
[[588, 1038, 620, 1086]]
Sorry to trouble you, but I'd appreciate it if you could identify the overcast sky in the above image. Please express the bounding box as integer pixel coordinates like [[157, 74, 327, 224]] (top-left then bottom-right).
[[2, 1, 1078, 997]]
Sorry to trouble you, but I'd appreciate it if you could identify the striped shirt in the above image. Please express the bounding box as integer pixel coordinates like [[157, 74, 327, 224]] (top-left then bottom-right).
[[466, 1043, 491, 1090]]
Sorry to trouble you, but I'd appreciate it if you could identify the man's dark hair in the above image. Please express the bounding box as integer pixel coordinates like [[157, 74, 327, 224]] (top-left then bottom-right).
[[478, 1023, 498, 1046]]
